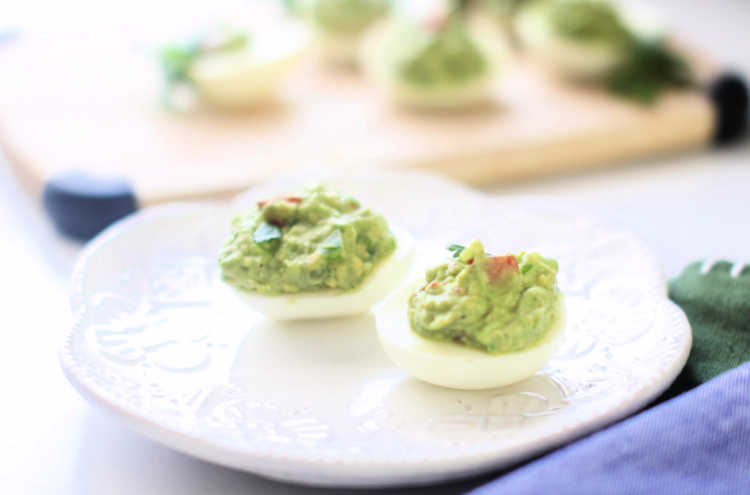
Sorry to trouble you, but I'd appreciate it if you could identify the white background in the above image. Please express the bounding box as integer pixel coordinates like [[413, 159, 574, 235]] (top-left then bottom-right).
[[1, 1, 749, 493]]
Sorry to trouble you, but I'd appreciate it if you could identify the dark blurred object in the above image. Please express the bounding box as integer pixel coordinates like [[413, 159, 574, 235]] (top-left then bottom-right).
[[43, 171, 137, 241], [708, 72, 749, 145]]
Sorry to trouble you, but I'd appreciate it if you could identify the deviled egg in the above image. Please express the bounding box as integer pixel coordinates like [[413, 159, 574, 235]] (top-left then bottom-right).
[[361, 1, 504, 109], [516, 0, 634, 79], [159, 22, 310, 108], [515, 0, 692, 102], [218, 185, 413, 320], [376, 240, 564, 389], [307, 0, 390, 65]]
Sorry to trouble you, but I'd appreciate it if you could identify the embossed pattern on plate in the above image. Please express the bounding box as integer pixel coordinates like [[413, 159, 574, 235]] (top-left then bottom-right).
[[61, 171, 691, 487]]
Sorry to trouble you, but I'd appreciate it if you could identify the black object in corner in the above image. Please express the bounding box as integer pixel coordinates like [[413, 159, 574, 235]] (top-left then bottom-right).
[[708, 72, 749, 145], [42, 171, 138, 241]]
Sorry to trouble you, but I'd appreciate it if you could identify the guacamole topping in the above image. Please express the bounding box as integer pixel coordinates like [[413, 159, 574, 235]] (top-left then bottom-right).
[[218, 185, 396, 294], [408, 240, 562, 354], [312, 0, 389, 35], [549, 0, 629, 44], [384, 12, 488, 87]]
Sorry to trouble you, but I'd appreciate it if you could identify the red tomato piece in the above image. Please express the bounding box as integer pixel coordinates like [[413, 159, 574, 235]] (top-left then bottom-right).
[[486, 255, 519, 283], [423, 6, 448, 31], [257, 196, 302, 210]]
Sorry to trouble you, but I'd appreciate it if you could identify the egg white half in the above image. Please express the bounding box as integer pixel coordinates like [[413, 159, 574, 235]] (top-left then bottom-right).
[[516, 0, 664, 80], [375, 279, 566, 390], [189, 22, 310, 108], [360, 17, 507, 109], [231, 225, 414, 320]]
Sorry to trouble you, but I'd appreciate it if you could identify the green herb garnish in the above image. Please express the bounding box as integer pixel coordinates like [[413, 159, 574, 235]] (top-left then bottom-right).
[[448, 243, 496, 259], [160, 40, 201, 88], [447, 244, 465, 258], [253, 222, 282, 252], [607, 39, 694, 104], [321, 229, 344, 260]]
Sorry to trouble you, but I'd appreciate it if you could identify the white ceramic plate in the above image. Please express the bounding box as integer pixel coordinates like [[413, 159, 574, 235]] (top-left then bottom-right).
[[61, 171, 691, 488]]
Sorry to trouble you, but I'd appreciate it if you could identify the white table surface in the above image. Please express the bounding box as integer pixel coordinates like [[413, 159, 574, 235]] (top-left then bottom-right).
[[1, 1, 748, 493]]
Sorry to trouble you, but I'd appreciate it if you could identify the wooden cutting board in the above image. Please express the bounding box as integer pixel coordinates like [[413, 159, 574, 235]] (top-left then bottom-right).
[[0, 32, 715, 206]]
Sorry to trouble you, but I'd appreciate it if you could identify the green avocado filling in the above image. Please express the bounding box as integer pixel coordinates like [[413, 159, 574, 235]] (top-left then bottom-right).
[[312, 0, 389, 35], [384, 12, 488, 87], [218, 185, 396, 294], [549, 0, 629, 43], [408, 240, 562, 354], [540, 0, 694, 103]]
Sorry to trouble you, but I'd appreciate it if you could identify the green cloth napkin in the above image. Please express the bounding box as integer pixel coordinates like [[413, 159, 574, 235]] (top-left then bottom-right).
[[661, 260, 750, 400]]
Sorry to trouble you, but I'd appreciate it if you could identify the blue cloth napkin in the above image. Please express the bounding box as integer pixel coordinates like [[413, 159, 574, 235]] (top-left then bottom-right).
[[468, 361, 750, 494]]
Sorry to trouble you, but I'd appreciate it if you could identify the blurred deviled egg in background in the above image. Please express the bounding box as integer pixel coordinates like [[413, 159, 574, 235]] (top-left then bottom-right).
[[516, 0, 693, 102], [218, 184, 414, 320], [362, 0, 506, 109], [159, 21, 310, 109]]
